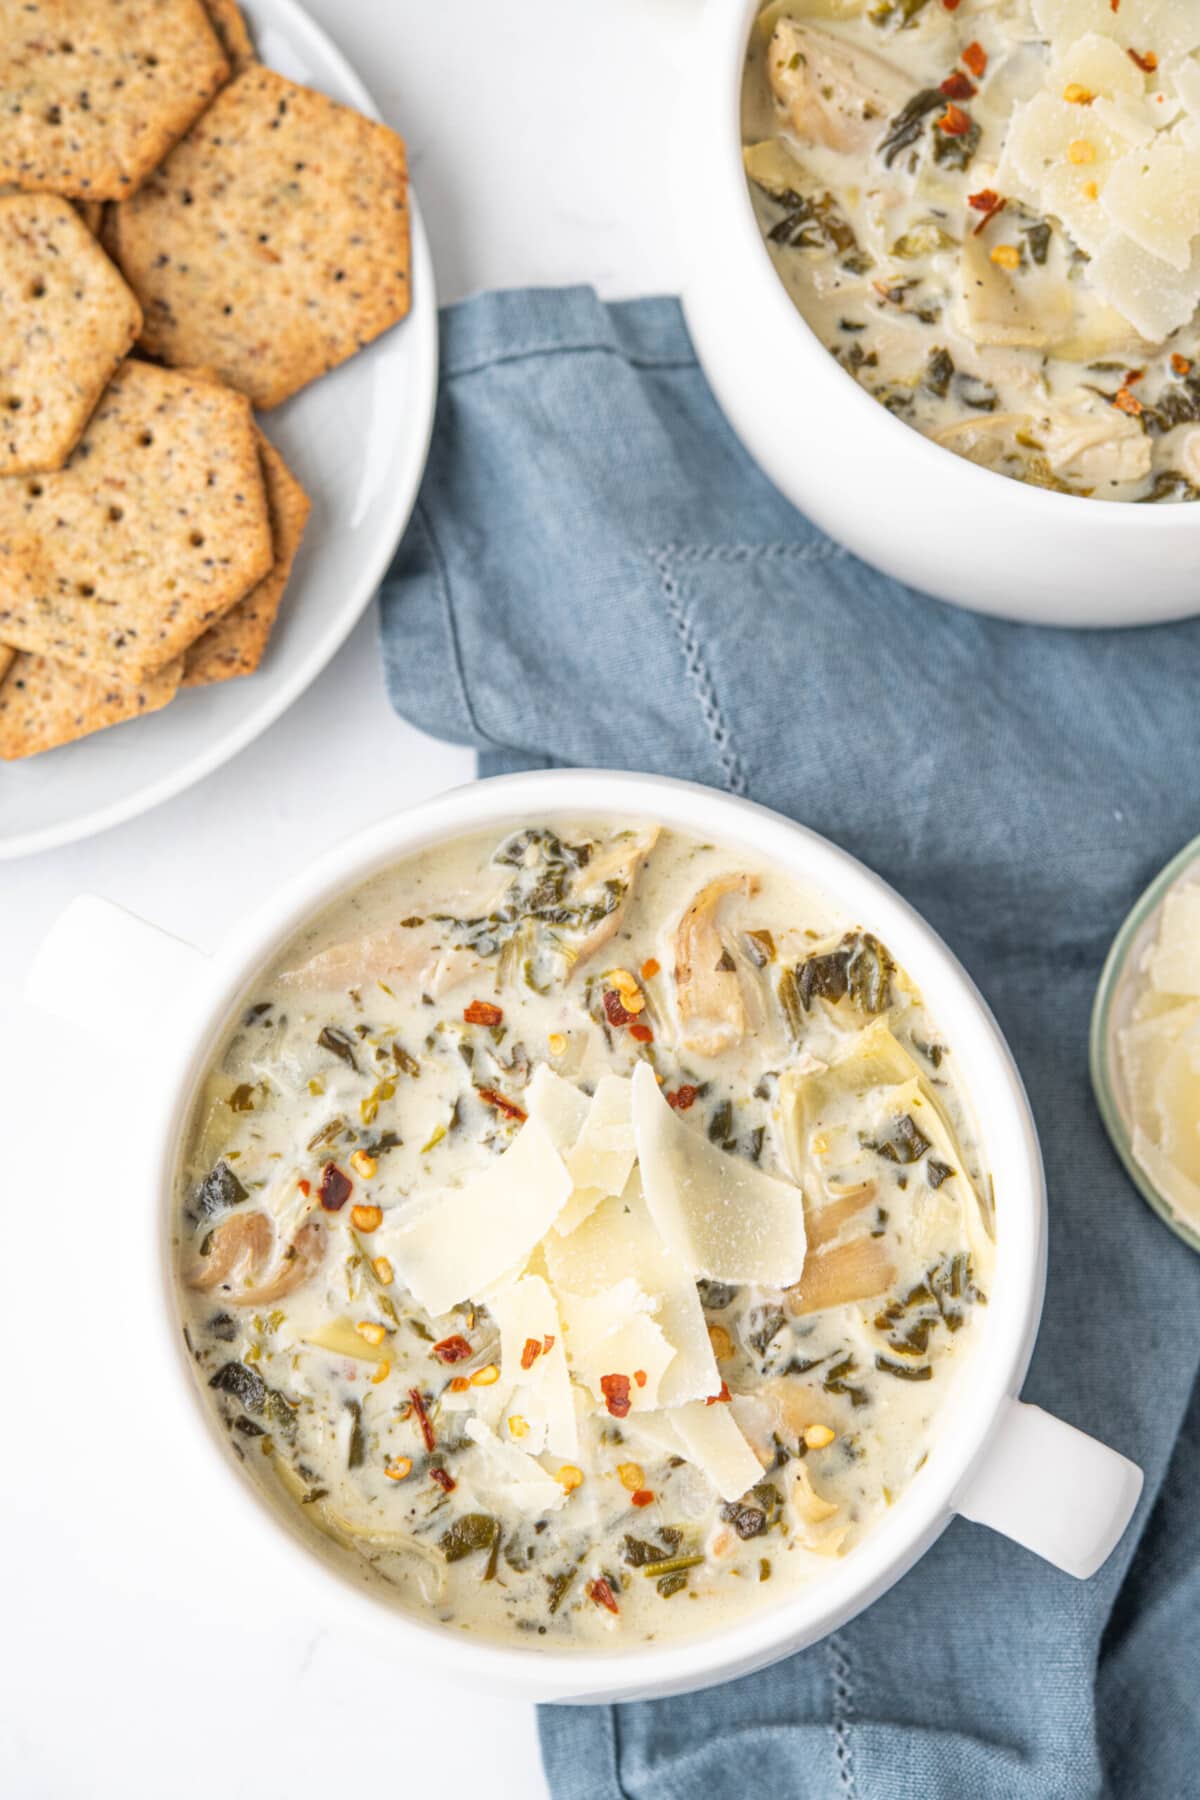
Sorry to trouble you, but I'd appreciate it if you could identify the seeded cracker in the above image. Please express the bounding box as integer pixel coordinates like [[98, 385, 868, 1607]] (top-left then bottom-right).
[[111, 65, 411, 408], [0, 0, 230, 200], [183, 433, 311, 685], [0, 648, 182, 758], [0, 360, 273, 683], [0, 194, 142, 476], [202, 0, 257, 74]]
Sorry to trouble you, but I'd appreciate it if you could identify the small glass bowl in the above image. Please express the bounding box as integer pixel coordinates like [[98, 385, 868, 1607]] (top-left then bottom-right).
[[1090, 833, 1200, 1256]]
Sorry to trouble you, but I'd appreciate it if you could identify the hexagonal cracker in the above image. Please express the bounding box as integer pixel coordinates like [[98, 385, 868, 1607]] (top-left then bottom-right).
[[110, 65, 411, 408], [0, 0, 230, 200], [0, 359, 274, 683], [0, 193, 142, 476]]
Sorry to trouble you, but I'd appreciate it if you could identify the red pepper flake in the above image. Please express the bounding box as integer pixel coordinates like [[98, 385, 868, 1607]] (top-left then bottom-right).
[[629, 1023, 654, 1044], [1124, 368, 1145, 386], [587, 1577, 620, 1615], [542, 1334, 556, 1355], [1113, 386, 1143, 417], [940, 70, 976, 101], [640, 957, 660, 980], [603, 988, 636, 1028], [450, 1376, 470, 1392], [477, 1086, 528, 1122], [1127, 46, 1158, 73], [962, 41, 987, 78], [520, 1336, 543, 1371], [630, 1489, 655, 1508], [298, 1179, 311, 1197], [318, 1161, 352, 1212], [705, 1381, 733, 1407], [429, 1467, 457, 1493], [938, 103, 972, 137], [942, 0, 961, 10], [600, 1373, 632, 1418], [408, 1387, 435, 1453], [666, 1084, 698, 1112], [633, 1369, 647, 1388], [432, 1334, 473, 1364], [968, 190, 1008, 235], [463, 999, 503, 1026], [1172, 354, 1193, 377]]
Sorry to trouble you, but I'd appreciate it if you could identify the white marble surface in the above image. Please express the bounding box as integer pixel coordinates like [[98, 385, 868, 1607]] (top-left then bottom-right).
[[0, 2, 694, 1791]]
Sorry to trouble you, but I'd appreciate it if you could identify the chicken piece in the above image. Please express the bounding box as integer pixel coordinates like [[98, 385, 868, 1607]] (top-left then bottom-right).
[[932, 411, 1035, 471], [805, 1180, 878, 1253], [786, 1234, 895, 1314], [278, 922, 484, 995], [188, 1212, 326, 1305], [673, 873, 761, 1057], [567, 825, 660, 968], [1179, 431, 1200, 487], [1039, 409, 1153, 487], [235, 1217, 327, 1305], [188, 1210, 272, 1291], [767, 19, 909, 155]]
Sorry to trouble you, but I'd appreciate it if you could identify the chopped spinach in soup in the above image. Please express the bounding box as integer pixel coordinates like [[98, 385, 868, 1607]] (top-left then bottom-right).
[[743, 1, 1200, 501], [176, 821, 994, 1647]]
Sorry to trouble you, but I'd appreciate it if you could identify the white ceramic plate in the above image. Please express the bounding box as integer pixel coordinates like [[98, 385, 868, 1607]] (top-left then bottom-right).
[[0, 0, 437, 862]]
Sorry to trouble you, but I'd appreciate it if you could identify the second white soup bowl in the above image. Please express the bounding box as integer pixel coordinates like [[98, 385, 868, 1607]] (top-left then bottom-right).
[[678, 0, 1200, 630]]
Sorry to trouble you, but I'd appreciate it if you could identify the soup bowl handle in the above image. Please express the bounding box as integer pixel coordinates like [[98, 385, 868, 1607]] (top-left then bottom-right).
[[952, 1397, 1143, 1579], [26, 895, 209, 1054]]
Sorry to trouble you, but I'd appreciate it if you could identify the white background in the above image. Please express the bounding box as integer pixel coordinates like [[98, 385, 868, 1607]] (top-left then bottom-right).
[[0, 3, 694, 1792]]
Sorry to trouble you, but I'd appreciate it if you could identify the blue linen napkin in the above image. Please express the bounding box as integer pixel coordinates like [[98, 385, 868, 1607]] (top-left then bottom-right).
[[379, 286, 1200, 1800]]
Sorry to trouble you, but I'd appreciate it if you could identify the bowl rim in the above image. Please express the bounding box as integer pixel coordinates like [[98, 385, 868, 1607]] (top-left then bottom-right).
[[1089, 831, 1200, 1256], [153, 768, 1047, 1701], [715, 0, 1194, 527]]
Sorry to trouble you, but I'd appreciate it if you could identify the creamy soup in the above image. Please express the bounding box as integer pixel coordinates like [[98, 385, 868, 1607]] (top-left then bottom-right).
[[176, 820, 995, 1648], [742, 0, 1200, 500]]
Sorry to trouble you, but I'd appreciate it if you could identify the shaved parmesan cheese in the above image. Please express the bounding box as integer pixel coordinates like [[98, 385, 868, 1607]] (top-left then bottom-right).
[[526, 1069, 638, 1236], [1151, 1022, 1200, 1183], [632, 1060, 807, 1286], [462, 1418, 567, 1514], [380, 1118, 571, 1315], [525, 1064, 590, 1155], [553, 1074, 638, 1235], [1101, 137, 1200, 272], [1089, 232, 1200, 340], [556, 1278, 676, 1410], [1132, 1126, 1200, 1232], [489, 1274, 578, 1459], [625, 1399, 762, 1502], [1174, 57, 1200, 121], [544, 1177, 722, 1406], [1111, 882, 1200, 1239], [565, 1075, 636, 1201], [669, 1402, 764, 1504], [1054, 33, 1144, 103], [1148, 886, 1200, 995], [1007, 94, 1134, 250], [1032, 0, 1200, 61], [1119, 1005, 1199, 1126]]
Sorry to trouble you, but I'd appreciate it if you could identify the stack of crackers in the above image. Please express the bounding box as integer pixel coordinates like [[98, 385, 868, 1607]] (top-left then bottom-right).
[[0, 0, 411, 760]]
